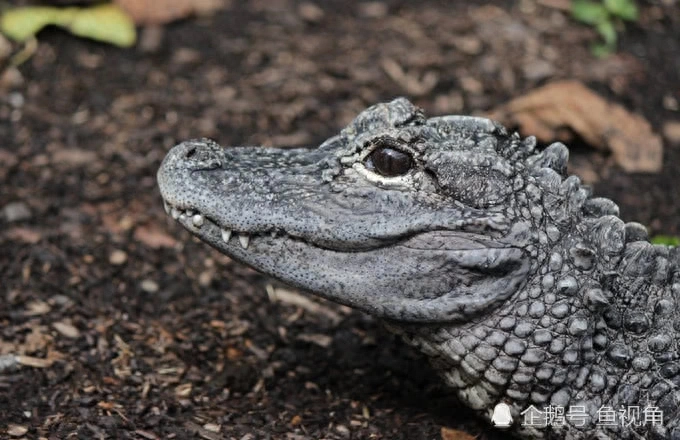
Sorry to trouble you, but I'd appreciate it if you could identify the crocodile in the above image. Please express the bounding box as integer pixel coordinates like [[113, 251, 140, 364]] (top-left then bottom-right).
[[157, 98, 680, 440]]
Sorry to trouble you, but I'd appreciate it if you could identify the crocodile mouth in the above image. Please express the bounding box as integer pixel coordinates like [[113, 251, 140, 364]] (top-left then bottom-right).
[[163, 200, 303, 250], [161, 199, 529, 323], [163, 198, 516, 256]]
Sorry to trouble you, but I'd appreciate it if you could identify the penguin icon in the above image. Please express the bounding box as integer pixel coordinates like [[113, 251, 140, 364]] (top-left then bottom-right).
[[491, 402, 513, 428]]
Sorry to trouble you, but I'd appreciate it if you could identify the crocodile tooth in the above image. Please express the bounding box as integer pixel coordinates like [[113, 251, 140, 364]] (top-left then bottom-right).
[[171, 207, 181, 219], [192, 214, 204, 228], [239, 234, 250, 249], [185, 209, 195, 217], [221, 229, 232, 242], [163, 201, 170, 214], [270, 231, 277, 238]]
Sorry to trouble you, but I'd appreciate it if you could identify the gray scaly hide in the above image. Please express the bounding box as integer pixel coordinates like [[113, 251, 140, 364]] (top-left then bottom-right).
[[158, 98, 680, 440]]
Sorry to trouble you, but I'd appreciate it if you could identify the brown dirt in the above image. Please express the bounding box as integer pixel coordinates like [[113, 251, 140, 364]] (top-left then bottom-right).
[[1, 1, 679, 439]]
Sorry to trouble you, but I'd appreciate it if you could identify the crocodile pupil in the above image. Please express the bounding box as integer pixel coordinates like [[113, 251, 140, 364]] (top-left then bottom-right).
[[368, 147, 413, 177]]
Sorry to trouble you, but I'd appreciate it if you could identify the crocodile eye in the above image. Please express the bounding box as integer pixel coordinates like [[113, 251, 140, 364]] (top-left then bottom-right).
[[365, 147, 413, 177]]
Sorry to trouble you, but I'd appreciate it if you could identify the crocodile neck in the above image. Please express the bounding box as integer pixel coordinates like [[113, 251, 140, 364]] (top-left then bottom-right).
[[391, 218, 680, 439]]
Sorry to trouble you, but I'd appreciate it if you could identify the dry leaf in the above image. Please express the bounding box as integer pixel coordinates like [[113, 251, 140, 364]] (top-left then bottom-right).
[[440, 426, 477, 440], [488, 80, 663, 173], [115, 0, 227, 25], [134, 225, 178, 249], [663, 121, 680, 146], [381, 58, 438, 97], [266, 285, 343, 324], [297, 333, 333, 348], [135, 430, 160, 440], [175, 383, 192, 397], [53, 321, 81, 338], [52, 148, 98, 167], [24, 325, 52, 353], [4, 227, 41, 244], [7, 424, 28, 437], [16, 354, 54, 368], [202, 423, 221, 433], [140, 279, 159, 293], [24, 300, 51, 316], [109, 249, 128, 265], [97, 401, 117, 410]]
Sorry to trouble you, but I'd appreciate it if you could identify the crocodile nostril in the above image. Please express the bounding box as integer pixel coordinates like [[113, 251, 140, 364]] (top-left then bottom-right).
[[185, 147, 197, 159]]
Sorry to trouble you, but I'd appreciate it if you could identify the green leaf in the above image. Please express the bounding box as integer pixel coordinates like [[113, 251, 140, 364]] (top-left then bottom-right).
[[591, 42, 614, 57], [571, 0, 609, 24], [0, 6, 65, 42], [0, 4, 136, 47], [651, 235, 680, 246], [68, 4, 136, 48], [596, 19, 617, 46], [604, 0, 639, 21]]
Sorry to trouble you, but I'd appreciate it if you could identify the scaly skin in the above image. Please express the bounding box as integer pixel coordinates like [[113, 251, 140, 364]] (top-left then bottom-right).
[[157, 98, 680, 439]]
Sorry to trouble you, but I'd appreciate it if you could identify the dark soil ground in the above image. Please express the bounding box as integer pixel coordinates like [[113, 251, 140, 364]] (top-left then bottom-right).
[[1, 1, 679, 439]]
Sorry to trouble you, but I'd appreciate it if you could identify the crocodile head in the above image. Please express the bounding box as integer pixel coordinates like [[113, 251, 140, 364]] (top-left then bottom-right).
[[158, 98, 569, 323], [159, 98, 680, 439]]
